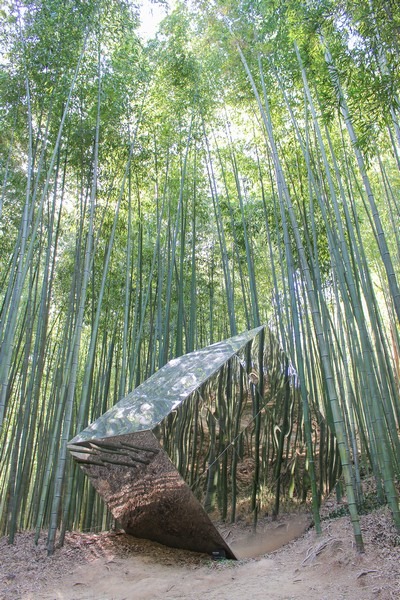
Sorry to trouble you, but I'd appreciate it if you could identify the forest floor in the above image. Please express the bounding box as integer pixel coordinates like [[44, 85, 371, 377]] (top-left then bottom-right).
[[1, 501, 399, 600]]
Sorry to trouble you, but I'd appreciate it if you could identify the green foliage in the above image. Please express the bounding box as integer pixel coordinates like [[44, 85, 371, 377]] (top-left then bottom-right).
[[0, 0, 399, 552]]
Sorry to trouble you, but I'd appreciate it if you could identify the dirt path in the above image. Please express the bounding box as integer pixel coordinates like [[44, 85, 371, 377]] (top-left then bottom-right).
[[1, 507, 399, 600]]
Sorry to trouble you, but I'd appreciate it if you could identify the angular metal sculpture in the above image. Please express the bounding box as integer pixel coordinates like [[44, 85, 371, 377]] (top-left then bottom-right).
[[68, 325, 297, 559]]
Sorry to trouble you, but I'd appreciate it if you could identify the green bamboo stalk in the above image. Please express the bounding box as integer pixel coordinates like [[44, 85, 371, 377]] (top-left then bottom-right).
[[47, 34, 100, 555], [202, 124, 237, 336], [322, 38, 400, 324], [237, 45, 364, 549]]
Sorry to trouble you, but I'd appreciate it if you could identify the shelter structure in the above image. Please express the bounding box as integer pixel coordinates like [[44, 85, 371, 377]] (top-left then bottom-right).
[[68, 325, 301, 559]]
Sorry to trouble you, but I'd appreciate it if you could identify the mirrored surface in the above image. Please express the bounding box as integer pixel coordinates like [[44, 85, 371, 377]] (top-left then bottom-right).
[[69, 326, 305, 558], [69, 326, 264, 444]]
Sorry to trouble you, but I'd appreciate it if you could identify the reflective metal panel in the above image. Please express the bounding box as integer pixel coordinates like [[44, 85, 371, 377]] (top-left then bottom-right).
[[70, 326, 264, 444], [68, 326, 299, 558], [69, 430, 235, 557]]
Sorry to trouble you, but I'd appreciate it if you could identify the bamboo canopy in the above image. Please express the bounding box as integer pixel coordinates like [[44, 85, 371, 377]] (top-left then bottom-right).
[[2, 0, 399, 559]]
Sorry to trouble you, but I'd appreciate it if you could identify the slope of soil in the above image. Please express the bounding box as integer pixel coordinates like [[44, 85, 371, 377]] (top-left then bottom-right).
[[1, 506, 399, 600]]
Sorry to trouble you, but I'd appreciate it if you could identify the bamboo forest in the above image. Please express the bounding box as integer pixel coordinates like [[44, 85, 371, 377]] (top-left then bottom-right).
[[0, 0, 399, 564]]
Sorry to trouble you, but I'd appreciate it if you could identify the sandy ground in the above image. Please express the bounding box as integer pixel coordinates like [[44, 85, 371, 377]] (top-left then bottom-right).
[[1, 506, 399, 600]]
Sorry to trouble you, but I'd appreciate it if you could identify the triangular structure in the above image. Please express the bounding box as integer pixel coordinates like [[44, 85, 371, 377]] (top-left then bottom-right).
[[69, 325, 296, 558]]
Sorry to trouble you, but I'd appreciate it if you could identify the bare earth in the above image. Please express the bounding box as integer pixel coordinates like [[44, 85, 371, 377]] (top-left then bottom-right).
[[1, 506, 399, 600]]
